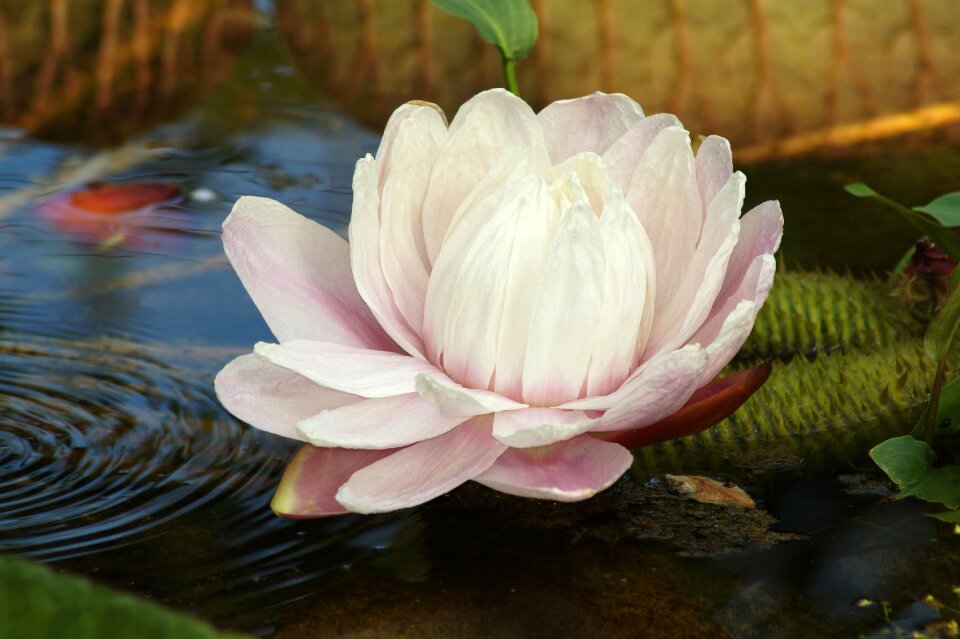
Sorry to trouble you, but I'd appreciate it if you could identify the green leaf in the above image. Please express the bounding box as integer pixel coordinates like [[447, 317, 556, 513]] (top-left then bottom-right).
[[431, 0, 538, 61], [844, 182, 960, 259], [844, 182, 879, 198], [915, 192, 960, 227], [870, 435, 935, 487], [902, 465, 960, 509], [0, 554, 250, 639], [929, 509, 960, 524], [870, 435, 960, 509]]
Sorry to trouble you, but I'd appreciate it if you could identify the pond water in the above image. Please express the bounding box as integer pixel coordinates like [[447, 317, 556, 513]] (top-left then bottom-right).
[[3, 3, 960, 638]]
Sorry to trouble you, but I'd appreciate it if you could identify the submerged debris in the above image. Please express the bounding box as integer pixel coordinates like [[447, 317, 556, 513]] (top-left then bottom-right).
[[664, 474, 756, 508]]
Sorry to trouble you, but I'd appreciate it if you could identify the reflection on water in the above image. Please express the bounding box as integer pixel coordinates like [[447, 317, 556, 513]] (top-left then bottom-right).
[[1, 3, 960, 639]]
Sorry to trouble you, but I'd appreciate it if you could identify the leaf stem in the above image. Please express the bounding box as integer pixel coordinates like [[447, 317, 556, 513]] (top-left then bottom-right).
[[927, 316, 960, 444], [503, 57, 520, 96]]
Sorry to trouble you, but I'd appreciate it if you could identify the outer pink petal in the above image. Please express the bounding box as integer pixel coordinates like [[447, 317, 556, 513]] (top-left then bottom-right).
[[537, 92, 645, 163], [349, 155, 427, 358], [642, 172, 744, 360], [626, 127, 703, 355], [335, 416, 506, 514], [689, 255, 777, 382], [686, 200, 782, 382], [695, 135, 733, 209], [602, 113, 682, 191], [253, 340, 443, 398], [271, 445, 396, 518], [473, 436, 633, 502], [492, 407, 595, 448], [377, 105, 448, 336], [716, 200, 783, 305], [296, 393, 469, 449], [222, 196, 395, 350], [560, 346, 707, 433], [415, 373, 526, 417], [376, 101, 447, 178], [214, 353, 359, 441]]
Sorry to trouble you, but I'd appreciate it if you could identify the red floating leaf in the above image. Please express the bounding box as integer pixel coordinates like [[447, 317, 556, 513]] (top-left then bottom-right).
[[68, 182, 181, 214]]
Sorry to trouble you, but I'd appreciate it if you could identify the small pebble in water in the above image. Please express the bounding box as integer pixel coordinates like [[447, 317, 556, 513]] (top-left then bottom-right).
[[189, 188, 218, 203]]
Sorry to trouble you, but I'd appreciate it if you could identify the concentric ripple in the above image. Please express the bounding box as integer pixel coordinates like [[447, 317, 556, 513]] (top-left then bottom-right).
[[0, 316, 423, 633], [0, 333, 280, 561]]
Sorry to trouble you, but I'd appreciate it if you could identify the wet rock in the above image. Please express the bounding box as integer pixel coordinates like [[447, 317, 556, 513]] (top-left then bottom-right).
[[664, 475, 756, 509]]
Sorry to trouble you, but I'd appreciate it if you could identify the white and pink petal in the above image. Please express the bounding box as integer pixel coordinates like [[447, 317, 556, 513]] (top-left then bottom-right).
[[335, 416, 506, 514], [521, 200, 606, 406], [296, 393, 468, 449], [492, 407, 595, 448], [253, 340, 441, 398], [473, 436, 634, 502], [415, 373, 526, 418], [538, 92, 645, 163], [689, 254, 777, 383], [222, 196, 395, 350], [377, 104, 448, 335], [271, 445, 397, 518], [215, 353, 359, 441], [421, 89, 546, 263], [349, 155, 427, 358], [695, 135, 734, 209]]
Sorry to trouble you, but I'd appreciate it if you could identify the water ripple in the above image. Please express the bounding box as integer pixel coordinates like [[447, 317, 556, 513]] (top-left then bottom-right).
[[0, 334, 277, 561], [0, 317, 423, 634]]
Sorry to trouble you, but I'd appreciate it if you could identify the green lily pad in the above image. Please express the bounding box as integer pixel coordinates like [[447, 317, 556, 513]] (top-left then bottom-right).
[[870, 435, 960, 509], [0, 554, 250, 639]]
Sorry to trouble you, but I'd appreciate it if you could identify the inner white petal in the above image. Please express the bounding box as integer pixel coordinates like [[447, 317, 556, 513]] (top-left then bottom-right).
[[424, 152, 653, 405]]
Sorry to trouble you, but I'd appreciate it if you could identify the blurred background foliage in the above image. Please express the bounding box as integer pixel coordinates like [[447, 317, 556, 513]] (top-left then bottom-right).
[[0, 0, 254, 144], [3, 0, 960, 162], [276, 0, 960, 161]]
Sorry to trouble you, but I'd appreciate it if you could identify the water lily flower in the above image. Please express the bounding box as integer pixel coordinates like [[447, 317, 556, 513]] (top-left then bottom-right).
[[215, 90, 783, 517]]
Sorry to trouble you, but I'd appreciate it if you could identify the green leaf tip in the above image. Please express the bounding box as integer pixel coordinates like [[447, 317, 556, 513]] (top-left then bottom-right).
[[432, 0, 538, 61], [915, 191, 960, 228], [844, 183, 879, 198]]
